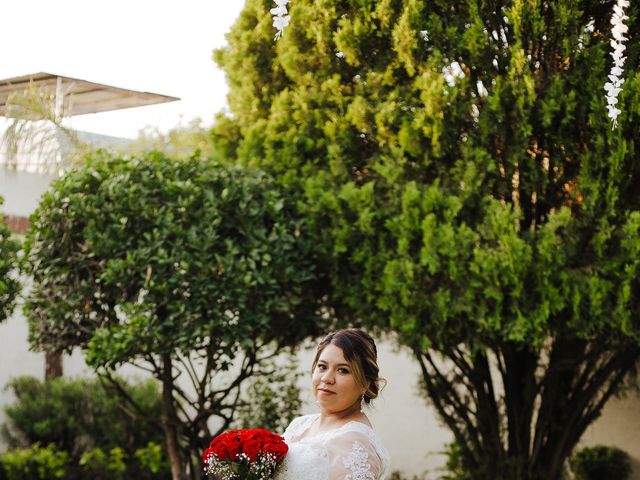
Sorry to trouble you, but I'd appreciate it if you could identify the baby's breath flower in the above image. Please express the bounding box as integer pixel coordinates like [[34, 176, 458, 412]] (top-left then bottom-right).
[[604, 0, 630, 129]]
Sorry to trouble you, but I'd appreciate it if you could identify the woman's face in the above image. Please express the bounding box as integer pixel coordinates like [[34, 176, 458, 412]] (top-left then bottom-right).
[[312, 343, 363, 414]]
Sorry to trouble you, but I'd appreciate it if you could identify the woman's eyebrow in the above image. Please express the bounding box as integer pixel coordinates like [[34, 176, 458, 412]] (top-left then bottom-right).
[[318, 360, 350, 367]]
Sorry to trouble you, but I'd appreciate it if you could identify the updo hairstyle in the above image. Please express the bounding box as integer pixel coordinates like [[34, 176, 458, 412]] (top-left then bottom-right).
[[312, 328, 385, 406]]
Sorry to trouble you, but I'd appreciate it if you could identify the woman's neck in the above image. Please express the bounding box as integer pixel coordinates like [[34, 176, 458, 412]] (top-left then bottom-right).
[[318, 400, 363, 426]]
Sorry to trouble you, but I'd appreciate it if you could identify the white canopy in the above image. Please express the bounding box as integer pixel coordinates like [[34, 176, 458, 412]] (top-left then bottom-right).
[[0, 72, 179, 117]]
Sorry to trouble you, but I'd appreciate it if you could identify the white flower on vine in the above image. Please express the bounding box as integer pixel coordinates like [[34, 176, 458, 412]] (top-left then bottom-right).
[[604, 0, 629, 129], [271, 0, 291, 41]]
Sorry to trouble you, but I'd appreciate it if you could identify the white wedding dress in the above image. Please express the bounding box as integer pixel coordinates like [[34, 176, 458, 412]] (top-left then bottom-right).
[[274, 414, 390, 480]]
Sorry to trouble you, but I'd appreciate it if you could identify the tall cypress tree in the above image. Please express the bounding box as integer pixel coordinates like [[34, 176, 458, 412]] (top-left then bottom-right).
[[214, 1, 640, 478]]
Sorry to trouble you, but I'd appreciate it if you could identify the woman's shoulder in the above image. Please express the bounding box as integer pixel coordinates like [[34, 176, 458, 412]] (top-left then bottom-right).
[[333, 420, 387, 450], [323, 421, 391, 479], [289, 413, 320, 428]]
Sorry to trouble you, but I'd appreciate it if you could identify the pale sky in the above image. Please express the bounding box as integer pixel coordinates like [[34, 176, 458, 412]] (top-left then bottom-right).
[[1, 0, 247, 139]]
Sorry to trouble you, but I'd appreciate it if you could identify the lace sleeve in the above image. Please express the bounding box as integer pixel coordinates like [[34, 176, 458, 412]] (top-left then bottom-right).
[[324, 429, 384, 480]]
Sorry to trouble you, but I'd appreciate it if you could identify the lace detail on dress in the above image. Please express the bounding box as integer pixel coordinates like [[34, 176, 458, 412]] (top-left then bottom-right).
[[276, 414, 390, 480], [343, 441, 375, 480]]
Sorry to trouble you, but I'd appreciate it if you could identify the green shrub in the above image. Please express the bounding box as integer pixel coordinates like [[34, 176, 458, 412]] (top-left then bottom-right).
[[0, 197, 21, 325], [570, 445, 632, 480], [133, 442, 171, 478], [2, 375, 163, 455], [0, 443, 68, 480], [437, 441, 471, 480], [0, 443, 171, 480], [1, 375, 170, 479], [79, 447, 126, 480]]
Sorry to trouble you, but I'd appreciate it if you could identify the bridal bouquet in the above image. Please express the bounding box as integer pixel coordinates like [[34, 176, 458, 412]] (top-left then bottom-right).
[[203, 429, 288, 480]]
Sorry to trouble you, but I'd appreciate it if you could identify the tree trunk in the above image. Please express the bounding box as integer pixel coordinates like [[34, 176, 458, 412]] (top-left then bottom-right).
[[187, 450, 203, 480], [414, 340, 640, 480], [193, 459, 202, 480], [45, 351, 63, 379], [161, 354, 187, 480]]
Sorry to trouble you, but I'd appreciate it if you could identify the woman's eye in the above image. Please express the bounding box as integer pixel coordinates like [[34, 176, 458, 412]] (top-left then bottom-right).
[[338, 368, 350, 374], [317, 364, 326, 370]]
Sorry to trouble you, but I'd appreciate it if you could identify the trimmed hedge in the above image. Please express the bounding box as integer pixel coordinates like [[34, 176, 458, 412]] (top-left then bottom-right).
[[1, 376, 170, 480], [570, 445, 632, 480]]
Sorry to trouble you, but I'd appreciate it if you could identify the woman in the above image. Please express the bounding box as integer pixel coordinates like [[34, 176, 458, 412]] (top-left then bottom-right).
[[275, 329, 390, 480]]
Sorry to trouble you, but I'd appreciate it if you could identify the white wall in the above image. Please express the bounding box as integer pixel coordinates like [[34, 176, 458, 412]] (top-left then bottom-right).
[[0, 167, 54, 217], [580, 393, 640, 479]]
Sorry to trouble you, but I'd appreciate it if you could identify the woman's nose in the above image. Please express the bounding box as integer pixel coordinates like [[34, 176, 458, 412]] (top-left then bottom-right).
[[321, 370, 335, 383]]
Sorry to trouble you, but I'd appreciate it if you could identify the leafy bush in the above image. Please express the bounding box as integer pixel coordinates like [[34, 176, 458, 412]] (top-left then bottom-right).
[[1, 376, 170, 479], [133, 442, 171, 478], [570, 445, 632, 480], [2, 375, 163, 454], [0, 443, 68, 480], [438, 442, 471, 480], [0, 198, 21, 325], [79, 447, 126, 480]]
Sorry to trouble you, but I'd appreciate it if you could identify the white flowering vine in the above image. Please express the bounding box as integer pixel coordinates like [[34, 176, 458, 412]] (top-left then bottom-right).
[[604, 0, 630, 129], [271, 0, 291, 41]]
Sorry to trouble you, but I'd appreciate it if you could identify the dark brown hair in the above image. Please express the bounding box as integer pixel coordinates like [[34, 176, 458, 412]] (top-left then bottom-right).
[[312, 328, 385, 406]]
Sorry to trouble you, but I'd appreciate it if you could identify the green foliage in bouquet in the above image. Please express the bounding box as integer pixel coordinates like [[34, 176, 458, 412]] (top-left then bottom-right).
[[213, 1, 640, 479], [0, 197, 21, 324], [23, 151, 327, 478], [570, 445, 632, 480]]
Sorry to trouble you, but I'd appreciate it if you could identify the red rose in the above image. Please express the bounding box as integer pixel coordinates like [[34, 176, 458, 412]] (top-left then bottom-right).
[[242, 438, 262, 462], [263, 439, 288, 462], [223, 434, 242, 460], [203, 428, 288, 470], [203, 430, 242, 462]]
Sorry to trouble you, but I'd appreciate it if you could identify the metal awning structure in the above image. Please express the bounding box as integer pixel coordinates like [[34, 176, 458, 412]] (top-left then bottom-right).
[[0, 72, 179, 117]]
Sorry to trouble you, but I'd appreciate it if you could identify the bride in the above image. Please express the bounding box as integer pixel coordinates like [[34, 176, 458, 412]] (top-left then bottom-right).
[[275, 329, 390, 480]]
